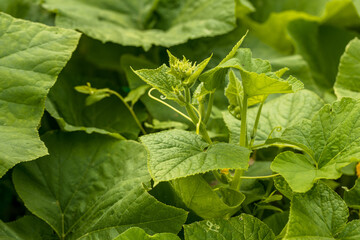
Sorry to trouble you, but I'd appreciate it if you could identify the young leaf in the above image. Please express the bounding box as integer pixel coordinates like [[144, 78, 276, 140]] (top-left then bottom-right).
[[140, 129, 251, 184], [172, 175, 245, 219], [13, 132, 187, 240], [42, 0, 236, 50], [122, 55, 188, 123], [199, 32, 248, 91], [225, 70, 243, 114], [223, 90, 323, 145], [134, 65, 184, 105], [223, 48, 303, 105], [285, 182, 360, 239], [124, 85, 150, 107], [113, 227, 180, 240], [0, 12, 80, 177], [184, 213, 275, 240], [270, 98, 360, 192], [334, 37, 360, 99]]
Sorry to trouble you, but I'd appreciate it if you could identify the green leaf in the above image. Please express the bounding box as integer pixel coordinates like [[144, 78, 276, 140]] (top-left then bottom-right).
[[263, 212, 289, 236], [140, 129, 251, 183], [124, 85, 150, 107], [13, 131, 187, 240], [43, 0, 236, 50], [284, 182, 360, 239], [144, 119, 188, 130], [0, 0, 54, 25], [334, 38, 360, 99], [172, 175, 245, 219], [113, 227, 180, 240], [245, 0, 360, 54], [222, 48, 303, 105], [122, 55, 189, 123], [274, 176, 293, 200], [0, 216, 57, 240], [225, 70, 243, 112], [0, 12, 80, 177], [134, 65, 184, 105], [184, 213, 275, 240], [344, 178, 360, 209], [271, 98, 360, 192], [223, 90, 323, 145], [287, 19, 356, 100], [199, 32, 248, 91], [46, 56, 147, 140]]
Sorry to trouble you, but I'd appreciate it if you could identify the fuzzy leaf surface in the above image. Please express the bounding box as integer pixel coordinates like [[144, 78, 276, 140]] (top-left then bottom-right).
[[113, 227, 180, 240], [0, 12, 80, 177], [223, 90, 323, 145], [271, 98, 360, 192], [13, 132, 187, 240], [172, 175, 245, 219], [184, 213, 275, 240], [141, 130, 251, 183], [285, 182, 360, 239]]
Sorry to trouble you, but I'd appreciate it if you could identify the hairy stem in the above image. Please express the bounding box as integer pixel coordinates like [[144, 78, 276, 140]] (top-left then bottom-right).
[[231, 95, 248, 190], [250, 100, 265, 147], [185, 87, 212, 144], [204, 92, 214, 124]]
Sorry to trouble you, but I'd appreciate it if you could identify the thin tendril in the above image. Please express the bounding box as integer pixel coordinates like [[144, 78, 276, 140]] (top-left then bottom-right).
[[148, 88, 192, 122], [267, 126, 282, 139]]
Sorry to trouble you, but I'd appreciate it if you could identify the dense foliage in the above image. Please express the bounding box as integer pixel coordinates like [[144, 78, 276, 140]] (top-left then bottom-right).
[[1, 0, 360, 239]]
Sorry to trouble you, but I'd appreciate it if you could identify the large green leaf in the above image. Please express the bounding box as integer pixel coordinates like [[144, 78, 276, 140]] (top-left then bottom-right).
[[271, 98, 360, 192], [13, 132, 187, 240], [0, 215, 57, 240], [223, 90, 323, 145], [0, 12, 80, 177], [113, 227, 180, 240], [284, 182, 360, 239], [184, 213, 275, 240], [334, 38, 360, 99], [140, 129, 251, 183], [172, 175, 245, 219], [42, 0, 236, 50]]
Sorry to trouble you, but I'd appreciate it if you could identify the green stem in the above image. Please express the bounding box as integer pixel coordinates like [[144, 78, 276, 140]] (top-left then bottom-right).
[[238, 173, 280, 179], [204, 92, 214, 124], [250, 100, 264, 147], [185, 87, 212, 144], [231, 95, 248, 190], [240, 94, 248, 147], [199, 101, 206, 122], [108, 90, 147, 135]]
